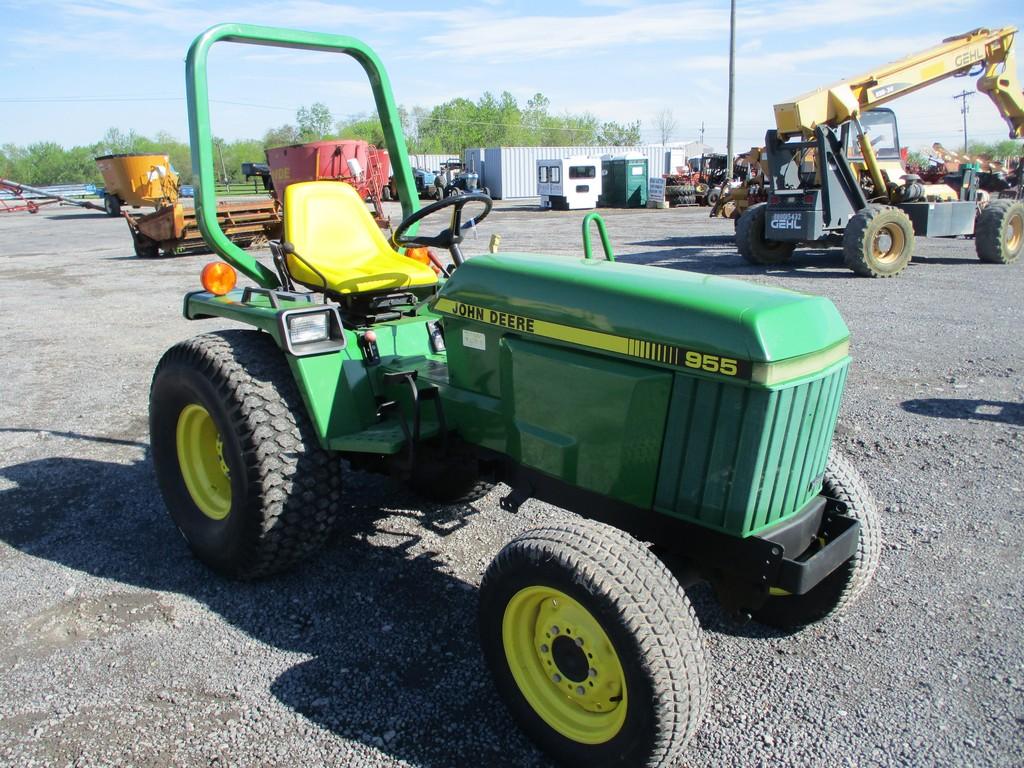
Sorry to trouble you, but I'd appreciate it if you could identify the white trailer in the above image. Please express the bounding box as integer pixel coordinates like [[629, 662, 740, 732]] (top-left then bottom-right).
[[536, 157, 600, 210]]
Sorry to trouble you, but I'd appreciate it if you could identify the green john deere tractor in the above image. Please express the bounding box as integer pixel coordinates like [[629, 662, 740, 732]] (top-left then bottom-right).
[[151, 24, 882, 768]]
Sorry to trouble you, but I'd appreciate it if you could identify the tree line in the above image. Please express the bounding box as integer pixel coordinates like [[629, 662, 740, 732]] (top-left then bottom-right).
[[4, 91, 1020, 187], [0, 91, 644, 187]]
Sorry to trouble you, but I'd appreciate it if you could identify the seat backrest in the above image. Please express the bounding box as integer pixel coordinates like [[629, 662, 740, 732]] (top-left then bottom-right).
[[282, 181, 437, 294]]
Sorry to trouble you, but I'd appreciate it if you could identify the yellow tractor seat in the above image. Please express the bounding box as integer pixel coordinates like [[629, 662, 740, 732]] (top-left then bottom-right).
[[282, 181, 438, 295]]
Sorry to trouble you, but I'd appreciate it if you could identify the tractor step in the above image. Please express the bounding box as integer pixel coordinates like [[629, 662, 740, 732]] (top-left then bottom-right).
[[328, 416, 439, 454]]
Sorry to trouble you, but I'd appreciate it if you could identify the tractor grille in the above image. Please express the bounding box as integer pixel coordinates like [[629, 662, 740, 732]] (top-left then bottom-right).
[[654, 360, 849, 537]]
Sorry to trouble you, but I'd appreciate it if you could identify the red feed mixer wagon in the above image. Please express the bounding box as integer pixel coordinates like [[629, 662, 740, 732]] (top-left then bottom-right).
[[265, 139, 392, 227]]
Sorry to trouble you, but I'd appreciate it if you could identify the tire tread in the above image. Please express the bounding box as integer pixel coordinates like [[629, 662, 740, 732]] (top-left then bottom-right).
[[152, 330, 341, 579], [481, 518, 707, 767]]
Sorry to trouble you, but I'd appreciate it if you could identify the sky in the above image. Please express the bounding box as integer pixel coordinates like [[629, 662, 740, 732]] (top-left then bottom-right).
[[1, 0, 1022, 155]]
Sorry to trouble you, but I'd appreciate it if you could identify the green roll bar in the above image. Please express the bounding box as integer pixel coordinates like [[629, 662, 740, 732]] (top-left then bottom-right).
[[581, 212, 615, 262], [186, 23, 420, 287]]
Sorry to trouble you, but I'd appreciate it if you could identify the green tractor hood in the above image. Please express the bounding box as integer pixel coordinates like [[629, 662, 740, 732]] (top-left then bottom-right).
[[434, 253, 849, 386]]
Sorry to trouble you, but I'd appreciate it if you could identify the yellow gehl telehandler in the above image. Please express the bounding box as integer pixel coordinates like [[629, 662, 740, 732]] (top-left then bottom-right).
[[737, 27, 1024, 277]]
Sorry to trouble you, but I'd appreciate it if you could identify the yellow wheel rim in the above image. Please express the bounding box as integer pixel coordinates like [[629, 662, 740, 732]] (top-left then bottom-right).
[[176, 403, 232, 520], [1007, 212, 1023, 253], [871, 223, 906, 265], [502, 586, 627, 745]]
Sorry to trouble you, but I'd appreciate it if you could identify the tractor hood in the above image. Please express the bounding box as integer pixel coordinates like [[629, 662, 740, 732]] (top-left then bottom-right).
[[434, 253, 848, 364]]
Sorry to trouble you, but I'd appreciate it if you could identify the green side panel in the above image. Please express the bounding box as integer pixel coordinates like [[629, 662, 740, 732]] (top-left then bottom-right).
[[288, 333, 376, 447], [655, 358, 849, 536], [436, 254, 849, 364], [500, 338, 671, 508], [371, 314, 438, 361], [443, 315, 504, 398]]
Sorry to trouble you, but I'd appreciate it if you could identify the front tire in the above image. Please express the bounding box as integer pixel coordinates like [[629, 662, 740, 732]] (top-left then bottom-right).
[[479, 519, 707, 768], [736, 202, 795, 265], [753, 447, 882, 629], [104, 195, 122, 217], [843, 204, 915, 277], [150, 330, 342, 579], [975, 198, 1024, 264]]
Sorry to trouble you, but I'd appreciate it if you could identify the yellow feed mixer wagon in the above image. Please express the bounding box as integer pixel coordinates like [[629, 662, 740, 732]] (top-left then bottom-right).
[[95, 153, 282, 258]]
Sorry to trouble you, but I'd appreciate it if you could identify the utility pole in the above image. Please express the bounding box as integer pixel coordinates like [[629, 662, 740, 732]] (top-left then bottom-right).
[[953, 90, 974, 154], [726, 0, 736, 179], [699, 121, 705, 146]]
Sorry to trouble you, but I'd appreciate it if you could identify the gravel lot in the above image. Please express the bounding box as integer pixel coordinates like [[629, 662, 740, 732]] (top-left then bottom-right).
[[1, 199, 1022, 767]]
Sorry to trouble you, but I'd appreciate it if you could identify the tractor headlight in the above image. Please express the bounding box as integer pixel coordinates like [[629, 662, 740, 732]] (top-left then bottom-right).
[[288, 312, 330, 344], [278, 306, 346, 356]]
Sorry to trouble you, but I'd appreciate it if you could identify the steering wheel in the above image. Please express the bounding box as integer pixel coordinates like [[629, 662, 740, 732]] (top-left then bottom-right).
[[392, 192, 492, 270]]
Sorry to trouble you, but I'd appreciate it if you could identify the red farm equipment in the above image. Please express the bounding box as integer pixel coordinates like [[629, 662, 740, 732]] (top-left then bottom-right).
[[264, 139, 393, 228]]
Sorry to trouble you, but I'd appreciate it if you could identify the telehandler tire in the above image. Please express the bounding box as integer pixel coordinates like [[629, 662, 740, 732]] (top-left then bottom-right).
[[843, 204, 915, 277], [479, 519, 707, 768], [752, 447, 881, 629], [736, 202, 795, 265], [975, 198, 1024, 264], [150, 330, 342, 579], [104, 195, 121, 217]]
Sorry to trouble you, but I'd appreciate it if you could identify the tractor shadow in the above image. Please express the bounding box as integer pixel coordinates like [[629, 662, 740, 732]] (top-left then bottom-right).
[[902, 398, 1024, 426], [0, 440, 548, 767]]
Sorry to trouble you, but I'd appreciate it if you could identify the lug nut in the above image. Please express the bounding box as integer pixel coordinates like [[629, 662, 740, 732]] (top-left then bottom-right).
[[589, 668, 598, 678], [539, 644, 549, 654], [550, 625, 559, 635], [576, 686, 586, 696], [575, 637, 584, 647], [552, 673, 562, 683]]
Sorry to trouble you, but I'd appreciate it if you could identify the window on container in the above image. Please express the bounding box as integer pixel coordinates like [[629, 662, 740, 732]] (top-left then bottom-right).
[[630, 166, 644, 176], [551, 166, 561, 183], [569, 165, 596, 179], [538, 166, 548, 182]]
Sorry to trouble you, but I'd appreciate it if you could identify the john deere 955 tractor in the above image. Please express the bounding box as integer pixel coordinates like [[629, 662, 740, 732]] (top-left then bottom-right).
[[151, 24, 881, 767]]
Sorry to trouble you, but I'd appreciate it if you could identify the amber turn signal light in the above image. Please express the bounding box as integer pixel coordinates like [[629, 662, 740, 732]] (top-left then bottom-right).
[[201, 262, 237, 295]]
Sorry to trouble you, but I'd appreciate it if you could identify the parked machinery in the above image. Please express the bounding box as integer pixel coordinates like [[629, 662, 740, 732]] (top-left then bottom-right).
[[265, 140, 392, 227], [737, 27, 1024, 276], [710, 146, 769, 226], [665, 153, 730, 207], [95, 153, 282, 258], [151, 23, 880, 768]]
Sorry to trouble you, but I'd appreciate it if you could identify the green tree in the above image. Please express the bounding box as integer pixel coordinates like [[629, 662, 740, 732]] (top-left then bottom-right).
[[967, 139, 1024, 163], [297, 102, 333, 141], [337, 114, 385, 145], [96, 127, 138, 155], [598, 120, 642, 146], [263, 124, 300, 148]]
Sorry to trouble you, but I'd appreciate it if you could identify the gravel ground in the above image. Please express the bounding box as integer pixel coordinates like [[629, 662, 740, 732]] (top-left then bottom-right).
[[1, 200, 1022, 767]]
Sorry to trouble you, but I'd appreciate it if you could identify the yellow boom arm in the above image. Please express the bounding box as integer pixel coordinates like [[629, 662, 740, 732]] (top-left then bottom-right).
[[774, 27, 1024, 140]]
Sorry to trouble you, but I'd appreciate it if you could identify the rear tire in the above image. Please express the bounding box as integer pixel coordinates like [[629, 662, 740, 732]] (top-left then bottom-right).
[[843, 204, 914, 277], [736, 202, 795, 265], [150, 330, 342, 579], [975, 198, 1024, 264], [104, 195, 121, 217], [479, 519, 707, 768], [752, 447, 881, 629], [381, 185, 392, 202]]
